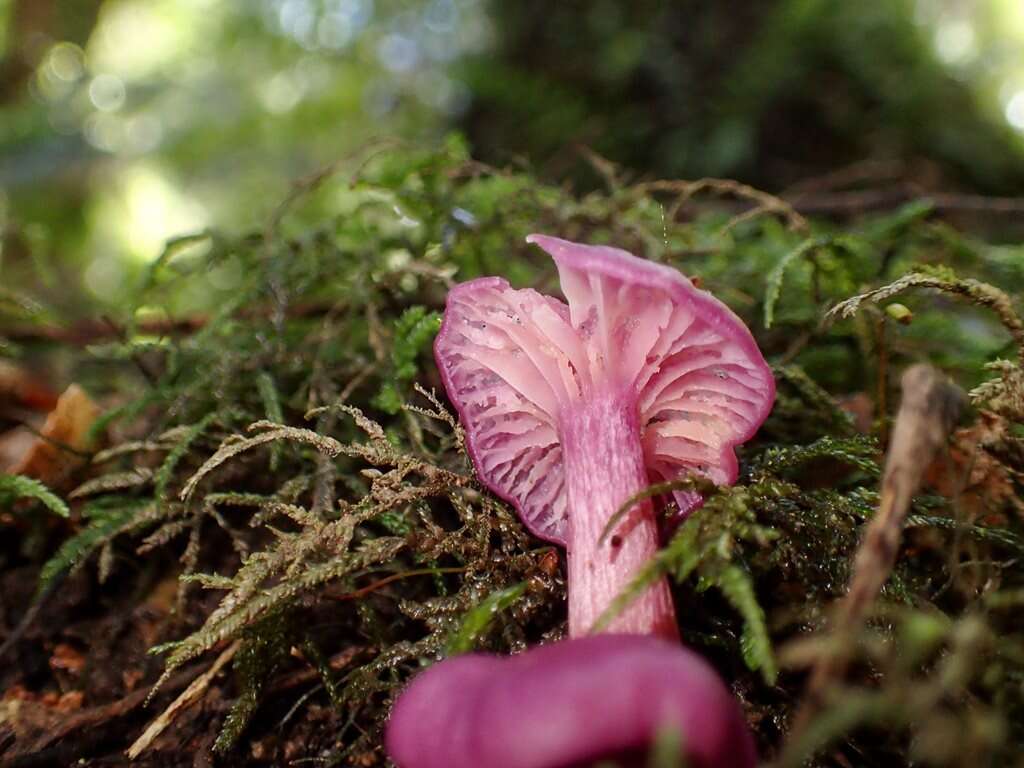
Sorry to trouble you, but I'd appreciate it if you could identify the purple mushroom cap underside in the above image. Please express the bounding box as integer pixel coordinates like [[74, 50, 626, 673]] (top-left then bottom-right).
[[433, 234, 775, 545]]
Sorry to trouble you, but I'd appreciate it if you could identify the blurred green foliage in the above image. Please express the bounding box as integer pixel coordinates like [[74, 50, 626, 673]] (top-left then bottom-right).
[[3, 0, 1024, 320], [0, 0, 486, 312], [465, 0, 1024, 192]]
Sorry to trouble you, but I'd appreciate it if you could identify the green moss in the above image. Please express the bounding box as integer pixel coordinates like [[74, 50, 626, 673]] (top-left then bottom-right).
[[13, 139, 1024, 765]]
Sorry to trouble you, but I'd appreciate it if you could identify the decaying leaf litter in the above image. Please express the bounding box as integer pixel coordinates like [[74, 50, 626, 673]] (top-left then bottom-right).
[[2, 139, 1024, 766]]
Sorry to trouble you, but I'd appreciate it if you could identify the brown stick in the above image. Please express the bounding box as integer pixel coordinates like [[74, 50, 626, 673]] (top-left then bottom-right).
[[323, 567, 467, 602], [3, 661, 207, 763], [125, 640, 241, 759], [3, 644, 366, 765], [786, 187, 1024, 216], [0, 301, 343, 347], [792, 364, 965, 732]]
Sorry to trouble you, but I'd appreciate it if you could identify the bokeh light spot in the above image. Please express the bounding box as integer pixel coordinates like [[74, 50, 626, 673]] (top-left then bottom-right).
[[1006, 91, 1024, 130], [934, 19, 977, 65], [93, 164, 208, 264], [89, 1, 198, 78], [318, 13, 353, 49], [89, 74, 127, 112], [260, 71, 305, 114], [84, 113, 123, 152], [47, 42, 87, 82], [377, 34, 419, 73], [124, 115, 164, 154], [279, 0, 317, 45]]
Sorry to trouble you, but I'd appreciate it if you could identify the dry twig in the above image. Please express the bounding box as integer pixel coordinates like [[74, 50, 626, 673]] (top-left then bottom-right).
[[126, 640, 241, 759], [792, 364, 965, 733]]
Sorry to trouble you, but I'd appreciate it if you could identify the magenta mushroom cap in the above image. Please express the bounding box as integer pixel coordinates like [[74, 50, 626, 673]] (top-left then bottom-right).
[[434, 234, 775, 544], [385, 634, 758, 768]]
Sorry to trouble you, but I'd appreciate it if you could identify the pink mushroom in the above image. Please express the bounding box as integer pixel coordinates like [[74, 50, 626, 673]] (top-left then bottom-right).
[[433, 235, 774, 638], [385, 634, 758, 768], [386, 236, 770, 768]]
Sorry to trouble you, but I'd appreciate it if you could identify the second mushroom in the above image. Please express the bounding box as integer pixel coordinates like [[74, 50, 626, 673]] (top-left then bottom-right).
[[434, 234, 775, 638]]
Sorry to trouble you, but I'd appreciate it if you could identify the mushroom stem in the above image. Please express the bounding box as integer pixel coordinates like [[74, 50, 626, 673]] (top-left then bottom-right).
[[560, 388, 678, 640]]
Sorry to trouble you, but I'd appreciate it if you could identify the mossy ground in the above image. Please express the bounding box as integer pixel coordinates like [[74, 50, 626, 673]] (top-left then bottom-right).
[[2, 138, 1024, 766]]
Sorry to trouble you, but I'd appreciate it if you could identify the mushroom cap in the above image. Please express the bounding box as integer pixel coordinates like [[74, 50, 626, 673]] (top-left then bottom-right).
[[434, 235, 775, 544], [385, 634, 758, 768]]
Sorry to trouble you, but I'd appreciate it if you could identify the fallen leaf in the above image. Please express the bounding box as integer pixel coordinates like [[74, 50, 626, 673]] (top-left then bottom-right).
[[925, 410, 1024, 524], [49, 643, 86, 675], [9, 384, 101, 488]]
